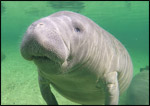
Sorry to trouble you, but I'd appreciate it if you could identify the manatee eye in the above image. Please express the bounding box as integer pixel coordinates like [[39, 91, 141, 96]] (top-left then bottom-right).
[[75, 27, 81, 32]]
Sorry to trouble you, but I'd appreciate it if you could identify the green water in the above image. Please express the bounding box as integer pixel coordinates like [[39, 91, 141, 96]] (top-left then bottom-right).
[[1, 1, 149, 105]]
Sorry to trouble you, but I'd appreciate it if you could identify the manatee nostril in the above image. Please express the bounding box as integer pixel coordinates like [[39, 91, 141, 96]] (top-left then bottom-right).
[[35, 23, 44, 27], [39, 23, 44, 26], [40, 23, 43, 25]]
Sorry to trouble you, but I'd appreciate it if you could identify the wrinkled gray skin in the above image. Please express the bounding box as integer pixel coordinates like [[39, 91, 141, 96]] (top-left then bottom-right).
[[20, 11, 133, 105]]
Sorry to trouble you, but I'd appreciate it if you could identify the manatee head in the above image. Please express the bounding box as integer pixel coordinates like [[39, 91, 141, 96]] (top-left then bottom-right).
[[21, 17, 69, 63], [20, 11, 95, 73]]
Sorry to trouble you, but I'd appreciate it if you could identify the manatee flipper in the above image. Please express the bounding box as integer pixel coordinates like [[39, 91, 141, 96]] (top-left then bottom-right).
[[104, 71, 119, 105], [38, 72, 58, 105]]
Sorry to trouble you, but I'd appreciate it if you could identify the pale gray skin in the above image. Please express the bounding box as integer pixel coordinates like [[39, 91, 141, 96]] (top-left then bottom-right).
[[20, 11, 133, 105]]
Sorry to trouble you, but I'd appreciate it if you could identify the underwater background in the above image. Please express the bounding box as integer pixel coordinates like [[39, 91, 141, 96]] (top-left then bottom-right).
[[1, 1, 149, 105]]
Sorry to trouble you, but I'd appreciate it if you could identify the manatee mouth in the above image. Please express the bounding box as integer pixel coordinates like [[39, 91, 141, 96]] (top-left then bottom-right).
[[20, 38, 66, 65], [32, 55, 62, 66], [32, 56, 51, 61]]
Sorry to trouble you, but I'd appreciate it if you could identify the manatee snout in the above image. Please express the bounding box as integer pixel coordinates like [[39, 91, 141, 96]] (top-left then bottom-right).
[[20, 18, 69, 64]]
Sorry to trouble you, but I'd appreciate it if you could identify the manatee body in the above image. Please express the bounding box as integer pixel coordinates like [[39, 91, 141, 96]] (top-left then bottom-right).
[[126, 70, 149, 105], [20, 11, 133, 105]]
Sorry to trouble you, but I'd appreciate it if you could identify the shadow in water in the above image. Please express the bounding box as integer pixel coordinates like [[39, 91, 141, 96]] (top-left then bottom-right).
[[47, 1, 85, 13], [1, 2, 6, 15], [1, 51, 6, 61]]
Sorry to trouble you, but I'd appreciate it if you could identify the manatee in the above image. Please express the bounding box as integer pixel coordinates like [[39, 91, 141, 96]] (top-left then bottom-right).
[[20, 11, 133, 105], [126, 68, 149, 105]]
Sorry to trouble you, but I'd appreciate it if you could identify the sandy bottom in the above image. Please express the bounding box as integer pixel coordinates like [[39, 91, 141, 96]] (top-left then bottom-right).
[[1, 45, 149, 105]]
